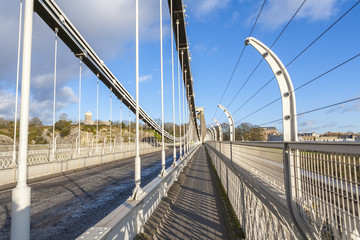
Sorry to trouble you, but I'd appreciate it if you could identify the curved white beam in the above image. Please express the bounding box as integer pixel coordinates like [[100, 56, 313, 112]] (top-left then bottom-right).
[[210, 124, 218, 141], [207, 128, 214, 141], [245, 37, 306, 238], [245, 37, 298, 141], [212, 118, 222, 141], [218, 104, 235, 141]]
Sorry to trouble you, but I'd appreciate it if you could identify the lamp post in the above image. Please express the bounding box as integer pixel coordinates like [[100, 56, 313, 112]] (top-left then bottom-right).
[[11, 0, 34, 238]]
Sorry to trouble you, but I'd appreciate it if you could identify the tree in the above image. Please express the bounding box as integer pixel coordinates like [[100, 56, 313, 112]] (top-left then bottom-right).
[[29, 117, 43, 127], [248, 127, 266, 141], [61, 127, 71, 137], [235, 123, 266, 141], [59, 113, 69, 121], [236, 123, 253, 141], [55, 118, 71, 132]]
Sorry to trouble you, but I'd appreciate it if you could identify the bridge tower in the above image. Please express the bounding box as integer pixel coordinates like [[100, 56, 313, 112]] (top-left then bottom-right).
[[195, 107, 207, 143]]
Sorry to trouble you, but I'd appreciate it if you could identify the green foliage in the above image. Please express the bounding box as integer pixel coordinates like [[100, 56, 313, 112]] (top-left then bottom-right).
[[35, 136, 48, 144], [234, 123, 266, 141], [55, 119, 72, 131], [61, 127, 71, 137], [82, 125, 96, 135], [28, 128, 47, 144]]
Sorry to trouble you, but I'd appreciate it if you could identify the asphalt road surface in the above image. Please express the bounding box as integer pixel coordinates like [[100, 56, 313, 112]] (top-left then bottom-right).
[[0, 148, 179, 240]]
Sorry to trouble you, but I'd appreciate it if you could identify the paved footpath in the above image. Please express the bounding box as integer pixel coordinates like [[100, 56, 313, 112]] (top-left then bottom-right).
[[156, 145, 230, 240]]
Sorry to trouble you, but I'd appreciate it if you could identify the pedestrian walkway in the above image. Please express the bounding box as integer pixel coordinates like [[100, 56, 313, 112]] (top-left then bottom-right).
[[154, 145, 230, 240]]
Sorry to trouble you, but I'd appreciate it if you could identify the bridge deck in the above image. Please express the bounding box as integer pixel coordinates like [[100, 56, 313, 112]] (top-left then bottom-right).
[[152, 146, 230, 239]]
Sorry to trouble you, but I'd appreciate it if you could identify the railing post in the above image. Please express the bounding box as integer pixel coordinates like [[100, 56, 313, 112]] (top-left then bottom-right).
[[283, 143, 309, 239]]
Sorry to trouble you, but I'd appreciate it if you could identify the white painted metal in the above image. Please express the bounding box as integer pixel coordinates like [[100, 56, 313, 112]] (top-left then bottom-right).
[[52, 28, 58, 161], [210, 124, 218, 141], [218, 104, 235, 141], [205, 142, 300, 239], [110, 89, 112, 152], [181, 51, 186, 155], [245, 37, 302, 237], [131, 0, 143, 200], [245, 37, 298, 142], [11, 0, 34, 238], [35, 0, 182, 141], [128, 109, 131, 150], [207, 129, 214, 141], [78, 57, 82, 157], [160, 0, 165, 177], [170, 0, 176, 165], [77, 144, 201, 240], [13, 0, 23, 166], [176, 19, 182, 160], [0, 142, 185, 186], [212, 118, 223, 141], [184, 70, 189, 154], [120, 100, 122, 152], [96, 76, 99, 153]]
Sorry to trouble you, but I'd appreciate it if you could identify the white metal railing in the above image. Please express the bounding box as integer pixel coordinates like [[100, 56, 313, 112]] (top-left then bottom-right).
[[0, 141, 180, 186], [285, 142, 360, 240], [0, 141, 172, 170], [205, 141, 360, 240], [77, 143, 201, 240]]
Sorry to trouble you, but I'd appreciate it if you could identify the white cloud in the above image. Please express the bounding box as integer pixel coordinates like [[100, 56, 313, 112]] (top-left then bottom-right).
[[325, 100, 360, 114], [0, 0, 164, 123], [139, 74, 152, 82], [341, 102, 360, 113], [255, 0, 339, 30], [190, 0, 231, 18], [298, 121, 315, 127], [0, 89, 16, 119]]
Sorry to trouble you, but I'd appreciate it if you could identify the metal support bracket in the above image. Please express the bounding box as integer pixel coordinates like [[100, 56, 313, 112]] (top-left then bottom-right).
[[212, 118, 223, 141], [218, 104, 235, 141], [245, 37, 298, 142]]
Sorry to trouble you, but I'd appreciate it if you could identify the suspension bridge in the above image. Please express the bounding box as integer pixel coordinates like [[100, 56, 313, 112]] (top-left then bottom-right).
[[0, 0, 359, 239]]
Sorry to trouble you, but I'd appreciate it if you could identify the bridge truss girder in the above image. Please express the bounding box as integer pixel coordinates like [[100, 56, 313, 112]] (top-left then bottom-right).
[[34, 0, 200, 142]]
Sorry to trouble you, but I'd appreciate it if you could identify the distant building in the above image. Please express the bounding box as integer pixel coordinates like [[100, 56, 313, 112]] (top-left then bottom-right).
[[262, 127, 278, 141], [262, 127, 277, 135], [84, 111, 110, 126], [267, 133, 283, 141], [298, 132, 318, 142], [318, 133, 359, 142], [84, 111, 93, 125], [267, 130, 360, 142]]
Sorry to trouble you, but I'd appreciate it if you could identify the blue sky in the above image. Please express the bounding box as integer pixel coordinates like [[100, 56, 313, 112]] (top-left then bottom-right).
[[0, 0, 359, 134]]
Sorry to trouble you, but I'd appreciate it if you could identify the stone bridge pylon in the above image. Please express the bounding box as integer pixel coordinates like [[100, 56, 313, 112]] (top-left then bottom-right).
[[196, 107, 206, 143]]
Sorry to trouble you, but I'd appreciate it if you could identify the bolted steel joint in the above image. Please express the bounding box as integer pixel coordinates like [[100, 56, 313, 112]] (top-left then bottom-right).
[[262, 52, 269, 58], [284, 115, 291, 120], [276, 70, 283, 76], [283, 92, 290, 97]]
